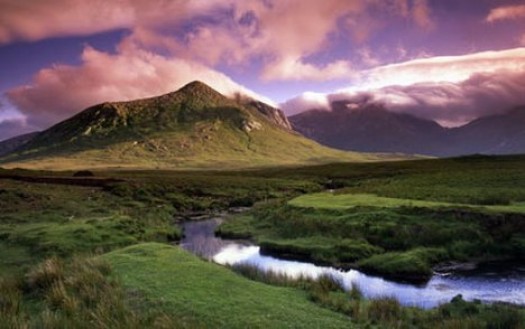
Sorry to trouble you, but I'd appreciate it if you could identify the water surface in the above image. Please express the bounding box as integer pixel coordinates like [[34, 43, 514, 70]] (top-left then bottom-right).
[[180, 218, 525, 309]]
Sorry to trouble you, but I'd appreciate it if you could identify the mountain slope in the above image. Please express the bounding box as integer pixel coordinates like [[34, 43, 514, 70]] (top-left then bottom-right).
[[0, 132, 40, 157], [290, 102, 450, 156], [450, 106, 525, 155], [0, 82, 389, 170]]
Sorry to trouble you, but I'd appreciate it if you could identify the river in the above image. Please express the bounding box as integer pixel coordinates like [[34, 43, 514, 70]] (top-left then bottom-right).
[[180, 217, 525, 309]]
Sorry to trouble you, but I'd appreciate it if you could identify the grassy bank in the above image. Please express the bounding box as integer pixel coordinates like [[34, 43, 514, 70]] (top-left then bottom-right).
[[219, 204, 524, 281], [103, 243, 353, 328], [230, 264, 524, 329], [2, 244, 522, 329]]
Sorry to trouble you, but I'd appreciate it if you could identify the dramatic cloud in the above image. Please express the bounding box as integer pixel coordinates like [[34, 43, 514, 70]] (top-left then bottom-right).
[[177, 0, 364, 81], [361, 48, 525, 89], [0, 0, 224, 44], [282, 48, 525, 126], [0, 0, 438, 83], [6, 44, 273, 129], [486, 4, 525, 22]]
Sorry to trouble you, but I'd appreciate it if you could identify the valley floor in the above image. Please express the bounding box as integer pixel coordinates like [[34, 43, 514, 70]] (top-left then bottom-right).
[[1, 155, 524, 328]]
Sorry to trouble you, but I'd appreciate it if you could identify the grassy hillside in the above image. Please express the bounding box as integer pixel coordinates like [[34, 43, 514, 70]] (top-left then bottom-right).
[[0, 81, 392, 170]]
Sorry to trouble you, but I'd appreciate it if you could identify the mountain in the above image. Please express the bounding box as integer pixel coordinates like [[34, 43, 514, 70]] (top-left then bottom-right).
[[0, 132, 40, 157], [0, 81, 388, 170], [450, 106, 525, 155], [290, 102, 525, 157], [290, 102, 450, 156]]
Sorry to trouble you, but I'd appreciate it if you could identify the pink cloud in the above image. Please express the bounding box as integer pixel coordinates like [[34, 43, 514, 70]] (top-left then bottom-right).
[[261, 57, 355, 81], [486, 4, 525, 22], [0, 0, 225, 44], [411, 0, 434, 30], [0, 0, 439, 83], [282, 48, 525, 126], [6, 44, 273, 129]]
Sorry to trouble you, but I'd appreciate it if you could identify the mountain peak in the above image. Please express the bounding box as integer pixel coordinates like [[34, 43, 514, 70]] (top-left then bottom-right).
[[178, 80, 221, 96]]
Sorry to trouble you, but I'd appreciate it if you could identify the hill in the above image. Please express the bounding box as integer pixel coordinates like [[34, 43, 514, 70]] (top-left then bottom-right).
[[0, 82, 388, 170]]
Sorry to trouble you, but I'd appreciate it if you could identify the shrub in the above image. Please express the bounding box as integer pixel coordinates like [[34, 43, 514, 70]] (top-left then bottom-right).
[[73, 170, 94, 177]]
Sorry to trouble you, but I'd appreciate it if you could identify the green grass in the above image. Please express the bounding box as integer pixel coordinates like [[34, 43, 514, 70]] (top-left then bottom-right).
[[0, 180, 180, 274], [103, 243, 353, 328], [228, 263, 525, 329], [218, 204, 524, 280], [357, 248, 448, 280], [0, 255, 184, 328], [1, 156, 525, 327], [289, 192, 525, 214]]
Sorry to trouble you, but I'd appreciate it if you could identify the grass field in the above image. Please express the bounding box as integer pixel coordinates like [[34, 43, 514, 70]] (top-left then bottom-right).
[[1, 155, 524, 327], [289, 192, 525, 213]]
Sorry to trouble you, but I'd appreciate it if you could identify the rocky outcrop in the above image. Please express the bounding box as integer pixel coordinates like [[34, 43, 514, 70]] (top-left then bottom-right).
[[248, 101, 292, 130]]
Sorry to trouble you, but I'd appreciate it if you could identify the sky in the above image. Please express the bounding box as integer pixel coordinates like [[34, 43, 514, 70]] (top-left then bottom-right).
[[1, 0, 525, 140]]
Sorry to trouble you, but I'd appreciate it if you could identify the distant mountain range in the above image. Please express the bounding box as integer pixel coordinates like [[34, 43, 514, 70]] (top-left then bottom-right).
[[290, 102, 525, 157], [0, 81, 385, 170]]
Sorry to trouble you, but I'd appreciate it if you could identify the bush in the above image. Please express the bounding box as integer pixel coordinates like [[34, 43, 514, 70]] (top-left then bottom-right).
[[228, 196, 255, 208]]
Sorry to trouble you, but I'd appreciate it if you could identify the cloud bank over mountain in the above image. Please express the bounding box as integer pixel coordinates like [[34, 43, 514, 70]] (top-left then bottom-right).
[[282, 48, 525, 127]]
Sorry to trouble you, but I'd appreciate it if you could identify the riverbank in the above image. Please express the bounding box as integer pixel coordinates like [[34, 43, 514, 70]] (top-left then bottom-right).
[[217, 203, 525, 283]]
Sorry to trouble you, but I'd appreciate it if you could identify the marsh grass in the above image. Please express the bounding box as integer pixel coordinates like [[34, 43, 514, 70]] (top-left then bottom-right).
[[229, 263, 525, 329], [221, 203, 524, 280], [0, 255, 181, 329]]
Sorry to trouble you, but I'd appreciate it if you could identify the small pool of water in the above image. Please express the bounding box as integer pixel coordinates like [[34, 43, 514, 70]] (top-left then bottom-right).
[[180, 218, 525, 309]]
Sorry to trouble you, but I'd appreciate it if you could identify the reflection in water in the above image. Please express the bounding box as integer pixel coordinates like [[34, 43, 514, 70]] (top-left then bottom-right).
[[181, 219, 525, 309]]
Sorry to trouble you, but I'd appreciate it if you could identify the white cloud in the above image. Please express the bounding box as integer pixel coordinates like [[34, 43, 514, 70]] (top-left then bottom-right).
[[261, 58, 355, 82], [358, 48, 525, 89], [281, 92, 331, 116]]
